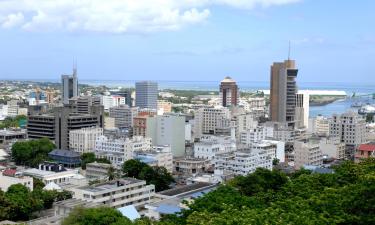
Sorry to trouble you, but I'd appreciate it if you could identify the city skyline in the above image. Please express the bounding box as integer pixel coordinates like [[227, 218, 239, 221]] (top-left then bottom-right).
[[0, 0, 374, 83]]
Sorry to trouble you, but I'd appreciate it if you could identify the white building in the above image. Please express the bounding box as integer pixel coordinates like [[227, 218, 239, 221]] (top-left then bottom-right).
[[0, 104, 8, 120], [95, 135, 152, 168], [193, 106, 231, 139], [295, 90, 310, 129], [308, 116, 330, 136], [72, 178, 155, 209], [23, 164, 79, 185], [0, 172, 33, 191], [101, 95, 126, 110], [240, 126, 273, 147], [146, 114, 186, 157], [194, 135, 235, 161], [7, 100, 19, 117], [329, 111, 367, 158], [134, 146, 173, 173], [252, 140, 285, 163], [69, 127, 103, 153], [294, 139, 323, 169], [214, 149, 272, 176], [319, 136, 346, 160]]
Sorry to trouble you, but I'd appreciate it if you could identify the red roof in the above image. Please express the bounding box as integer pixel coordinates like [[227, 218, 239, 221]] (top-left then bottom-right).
[[358, 144, 375, 152], [2, 169, 17, 177]]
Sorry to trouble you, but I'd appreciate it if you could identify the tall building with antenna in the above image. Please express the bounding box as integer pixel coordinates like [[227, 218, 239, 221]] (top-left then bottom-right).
[[269, 44, 299, 128], [61, 63, 79, 104]]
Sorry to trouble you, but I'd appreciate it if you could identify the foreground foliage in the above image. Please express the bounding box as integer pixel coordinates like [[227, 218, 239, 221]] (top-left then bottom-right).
[[54, 159, 375, 225], [0, 182, 72, 221]]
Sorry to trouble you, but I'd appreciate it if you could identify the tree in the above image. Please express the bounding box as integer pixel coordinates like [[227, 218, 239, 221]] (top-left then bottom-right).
[[11, 138, 55, 167], [107, 166, 119, 181], [81, 152, 111, 169], [62, 207, 133, 225], [122, 159, 147, 178]]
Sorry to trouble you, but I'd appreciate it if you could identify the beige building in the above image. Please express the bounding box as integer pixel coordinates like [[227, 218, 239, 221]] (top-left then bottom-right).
[[69, 127, 103, 154], [104, 117, 116, 129], [157, 100, 172, 115], [193, 106, 231, 139], [86, 162, 112, 180], [173, 157, 210, 175], [270, 59, 298, 129], [319, 136, 345, 160], [294, 138, 323, 169]]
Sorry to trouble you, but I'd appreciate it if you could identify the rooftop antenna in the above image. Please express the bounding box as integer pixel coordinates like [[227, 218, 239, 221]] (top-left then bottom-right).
[[73, 58, 77, 77], [288, 40, 291, 60]]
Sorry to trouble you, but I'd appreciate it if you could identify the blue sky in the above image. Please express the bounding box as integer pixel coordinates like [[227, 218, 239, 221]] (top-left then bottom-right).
[[0, 0, 374, 83]]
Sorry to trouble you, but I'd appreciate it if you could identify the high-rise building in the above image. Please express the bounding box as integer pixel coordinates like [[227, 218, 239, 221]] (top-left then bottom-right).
[[135, 81, 158, 110], [193, 106, 231, 139], [110, 89, 133, 107], [27, 105, 104, 149], [61, 66, 78, 104], [270, 59, 298, 128], [220, 76, 239, 107]]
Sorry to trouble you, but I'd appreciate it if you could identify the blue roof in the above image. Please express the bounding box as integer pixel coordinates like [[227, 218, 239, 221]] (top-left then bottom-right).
[[155, 204, 182, 214], [135, 156, 157, 164], [190, 187, 215, 198], [117, 205, 140, 221]]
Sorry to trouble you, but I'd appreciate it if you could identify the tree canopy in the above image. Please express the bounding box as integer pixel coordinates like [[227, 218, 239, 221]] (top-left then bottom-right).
[[81, 152, 111, 169], [122, 159, 174, 192], [11, 138, 55, 167]]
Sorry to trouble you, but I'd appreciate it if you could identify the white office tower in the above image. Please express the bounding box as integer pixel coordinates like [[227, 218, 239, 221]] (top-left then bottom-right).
[[193, 106, 231, 139], [69, 127, 103, 153], [295, 90, 310, 128], [240, 126, 274, 147], [214, 148, 272, 176], [146, 114, 186, 157], [319, 136, 346, 160], [294, 138, 323, 169], [194, 135, 236, 161], [95, 136, 152, 168], [61, 65, 78, 105], [329, 111, 366, 159], [109, 105, 138, 129], [135, 81, 158, 110]]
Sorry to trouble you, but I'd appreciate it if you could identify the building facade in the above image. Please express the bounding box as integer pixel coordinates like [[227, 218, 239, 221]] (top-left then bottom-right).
[[61, 67, 78, 105], [69, 127, 103, 154], [135, 81, 158, 110], [219, 76, 239, 107]]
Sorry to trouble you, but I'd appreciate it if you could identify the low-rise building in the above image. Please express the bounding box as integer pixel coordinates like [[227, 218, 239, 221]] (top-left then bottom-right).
[[48, 149, 81, 168], [240, 126, 273, 147], [252, 140, 285, 163], [0, 129, 27, 145], [95, 136, 152, 168], [22, 163, 79, 185], [319, 136, 346, 160], [355, 143, 375, 162], [0, 169, 33, 191], [193, 135, 235, 161], [214, 149, 272, 176], [173, 158, 210, 175], [134, 146, 173, 173], [294, 138, 323, 169], [86, 162, 112, 180], [69, 127, 103, 154], [72, 178, 155, 209]]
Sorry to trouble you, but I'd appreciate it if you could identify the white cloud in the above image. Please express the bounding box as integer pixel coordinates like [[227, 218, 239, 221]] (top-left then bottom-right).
[[1, 12, 24, 28], [0, 0, 300, 33]]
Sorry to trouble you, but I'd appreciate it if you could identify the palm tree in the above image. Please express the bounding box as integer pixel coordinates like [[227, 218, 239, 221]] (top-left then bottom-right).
[[107, 166, 117, 181]]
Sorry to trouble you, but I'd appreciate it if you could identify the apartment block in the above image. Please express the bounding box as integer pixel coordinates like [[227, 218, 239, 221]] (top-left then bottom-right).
[[72, 178, 155, 209], [294, 138, 323, 169]]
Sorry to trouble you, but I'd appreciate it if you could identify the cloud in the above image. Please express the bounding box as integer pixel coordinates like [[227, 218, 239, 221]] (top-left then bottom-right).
[[1, 12, 24, 28], [292, 37, 325, 45], [0, 0, 300, 33]]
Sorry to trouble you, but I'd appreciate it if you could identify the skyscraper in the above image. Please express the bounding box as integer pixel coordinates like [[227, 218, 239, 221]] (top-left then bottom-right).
[[61, 65, 78, 104], [269, 59, 298, 128], [219, 76, 239, 107], [135, 81, 158, 110]]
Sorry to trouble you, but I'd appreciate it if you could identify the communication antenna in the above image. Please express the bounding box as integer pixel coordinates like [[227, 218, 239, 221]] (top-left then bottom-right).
[[288, 40, 291, 60]]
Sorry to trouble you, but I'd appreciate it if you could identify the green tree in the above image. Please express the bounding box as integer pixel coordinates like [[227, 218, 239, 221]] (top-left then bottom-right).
[[11, 138, 55, 167], [122, 159, 147, 178], [62, 207, 133, 225], [81, 152, 111, 169]]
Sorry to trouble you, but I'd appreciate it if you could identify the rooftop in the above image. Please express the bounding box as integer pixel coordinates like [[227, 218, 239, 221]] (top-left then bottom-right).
[[358, 143, 375, 152], [221, 76, 236, 83], [79, 178, 143, 192]]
